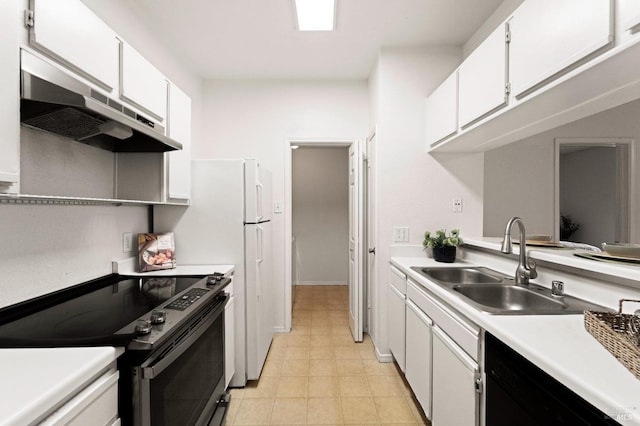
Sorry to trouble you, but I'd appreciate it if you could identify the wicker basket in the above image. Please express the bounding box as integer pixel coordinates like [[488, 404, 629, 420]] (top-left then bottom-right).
[[584, 299, 640, 381]]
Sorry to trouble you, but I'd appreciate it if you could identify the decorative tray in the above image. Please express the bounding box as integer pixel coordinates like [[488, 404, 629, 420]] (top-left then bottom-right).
[[584, 299, 640, 380]]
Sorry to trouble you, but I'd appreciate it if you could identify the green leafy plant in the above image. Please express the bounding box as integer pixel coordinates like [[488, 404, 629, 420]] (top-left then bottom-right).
[[422, 229, 462, 249]]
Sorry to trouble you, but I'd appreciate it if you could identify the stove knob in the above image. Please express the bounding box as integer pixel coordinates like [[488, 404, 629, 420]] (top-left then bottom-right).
[[150, 310, 167, 324], [135, 319, 152, 335]]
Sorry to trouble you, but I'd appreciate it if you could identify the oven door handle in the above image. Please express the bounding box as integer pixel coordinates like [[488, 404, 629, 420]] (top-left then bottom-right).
[[141, 299, 225, 379]]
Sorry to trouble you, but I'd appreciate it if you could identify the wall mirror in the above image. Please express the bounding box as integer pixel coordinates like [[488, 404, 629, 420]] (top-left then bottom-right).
[[554, 138, 632, 248], [483, 98, 640, 247]]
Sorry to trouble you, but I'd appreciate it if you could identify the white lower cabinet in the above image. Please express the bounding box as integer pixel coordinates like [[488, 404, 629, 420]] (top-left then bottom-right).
[[388, 266, 407, 372], [40, 369, 120, 426], [405, 299, 432, 419], [432, 326, 479, 426]]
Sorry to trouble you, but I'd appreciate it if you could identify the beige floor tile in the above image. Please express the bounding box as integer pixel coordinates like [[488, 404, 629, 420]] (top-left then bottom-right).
[[229, 387, 246, 399], [262, 358, 284, 377], [405, 396, 429, 424], [358, 345, 378, 361], [310, 334, 334, 347], [374, 397, 416, 424], [336, 358, 366, 375], [284, 346, 310, 360], [244, 376, 279, 399], [267, 346, 286, 360], [332, 334, 357, 346], [292, 317, 312, 327], [226, 394, 240, 425], [309, 347, 336, 360], [307, 397, 343, 424], [309, 358, 338, 376], [334, 345, 361, 359], [367, 375, 405, 397], [339, 375, 372, 397], [341, 397, 379, 424], [290, 325, 311, 336], [280, 359, 310, 376], [272, 334, 289, 348], [310, 325, 333, 335], [270, 397, 307, 425], [331, 326, 352, 336], [277, 376, 309, 397], [308, 375, 341, 397], [362, 360, 396, 375], [234, 398, 274, 425], [287, 334, 311, 347]]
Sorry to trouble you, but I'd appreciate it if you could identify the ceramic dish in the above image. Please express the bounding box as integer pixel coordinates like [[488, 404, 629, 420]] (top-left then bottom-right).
[[601, 243, 640, 259]]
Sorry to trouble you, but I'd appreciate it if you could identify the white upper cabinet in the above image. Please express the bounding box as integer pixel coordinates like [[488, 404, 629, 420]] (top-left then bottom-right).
[[510, 0, 614, 98], [27, 0, 119, 92], [119, 41, 168, 122], [425, 72, 458, 148], [458, 23, 509, 128], [619, 0, 640, 32], [0, 0, 20, 192], [166, 82, 191, 201]]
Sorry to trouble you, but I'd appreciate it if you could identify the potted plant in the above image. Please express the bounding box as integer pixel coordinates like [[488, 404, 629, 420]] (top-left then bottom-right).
[[423, 229, 462, 263]]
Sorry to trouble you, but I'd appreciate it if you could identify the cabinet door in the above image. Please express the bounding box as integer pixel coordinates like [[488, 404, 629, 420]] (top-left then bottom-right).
[[165, 82, 191, 201], [119, 41, 168, 122], [425, 72, 458, 147], [432, 326, 478, 426], [619, 0, 640, 33], [0, 0, 20, 192], [510, 0, 613, 98], [458, 23, 508, 128], [388, 284, 406, 372], [405, 300, 432, 419], [28, 0, 119, 91]]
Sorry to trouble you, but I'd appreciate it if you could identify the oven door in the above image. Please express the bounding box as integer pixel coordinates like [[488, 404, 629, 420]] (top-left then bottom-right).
[[132, 295, 229, 426]]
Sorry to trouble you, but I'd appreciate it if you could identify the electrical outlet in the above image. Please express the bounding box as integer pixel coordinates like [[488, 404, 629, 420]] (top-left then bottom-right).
[[452, 198, 463, 213], [274, 201, 283, 214], [123, 232, 133, 252], [393, 226, 409, 242]]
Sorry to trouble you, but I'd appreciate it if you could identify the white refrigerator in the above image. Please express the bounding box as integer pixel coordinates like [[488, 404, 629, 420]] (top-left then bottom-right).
[[154, 159, 274, 387]]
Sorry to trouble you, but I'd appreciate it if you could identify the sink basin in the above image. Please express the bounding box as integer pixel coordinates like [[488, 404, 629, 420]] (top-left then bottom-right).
[[414, 267, 508, 284], [409, 265, 610, 315], [453, 284, 566, 313]]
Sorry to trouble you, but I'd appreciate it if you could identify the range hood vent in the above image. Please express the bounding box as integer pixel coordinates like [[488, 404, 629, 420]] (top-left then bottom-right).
[[20, 51, 181, 153]]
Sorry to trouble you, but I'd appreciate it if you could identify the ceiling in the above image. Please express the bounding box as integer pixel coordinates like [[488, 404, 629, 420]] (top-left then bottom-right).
[[124, 0, 504, 80]]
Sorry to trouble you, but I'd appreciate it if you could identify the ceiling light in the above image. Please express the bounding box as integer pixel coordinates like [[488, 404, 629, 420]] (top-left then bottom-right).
[[294, 0, 336, 31], [291, 145, 300, 149]]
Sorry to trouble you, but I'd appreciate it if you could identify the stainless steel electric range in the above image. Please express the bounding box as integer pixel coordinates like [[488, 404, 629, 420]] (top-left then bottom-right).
[[0, 273, 231, 426]]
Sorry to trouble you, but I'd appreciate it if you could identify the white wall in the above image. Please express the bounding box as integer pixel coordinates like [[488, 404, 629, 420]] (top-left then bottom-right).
[[484, 99, 640, 242], [198, 79, 369, 330], [292, 147, 349, 285], [369, 47, 485, 356]]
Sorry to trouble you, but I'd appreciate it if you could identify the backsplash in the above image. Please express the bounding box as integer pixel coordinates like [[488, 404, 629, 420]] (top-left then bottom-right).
[[0, 202, 147, 308]]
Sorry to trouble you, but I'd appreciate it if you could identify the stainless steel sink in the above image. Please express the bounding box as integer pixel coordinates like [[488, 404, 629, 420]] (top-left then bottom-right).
[[410, 266, 610, 315], [414, 266, 507, 284]]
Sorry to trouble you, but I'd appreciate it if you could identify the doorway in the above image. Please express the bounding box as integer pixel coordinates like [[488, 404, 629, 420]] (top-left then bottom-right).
[[285, 139, 365, 342], [554, 137, 634, 246]]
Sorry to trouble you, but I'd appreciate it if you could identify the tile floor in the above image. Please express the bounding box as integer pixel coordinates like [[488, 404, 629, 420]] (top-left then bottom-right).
[[226, 285, 430, 425]]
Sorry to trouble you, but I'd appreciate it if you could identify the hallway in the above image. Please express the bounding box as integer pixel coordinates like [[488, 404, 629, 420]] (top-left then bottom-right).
[[226, 285, 429, 425]]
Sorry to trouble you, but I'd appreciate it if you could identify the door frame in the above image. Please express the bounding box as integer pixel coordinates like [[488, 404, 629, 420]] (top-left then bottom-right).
[[284, 137, 363, 333]]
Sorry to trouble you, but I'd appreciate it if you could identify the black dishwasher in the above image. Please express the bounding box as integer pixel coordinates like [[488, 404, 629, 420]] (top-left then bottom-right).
[[485, 333, 621, 425]]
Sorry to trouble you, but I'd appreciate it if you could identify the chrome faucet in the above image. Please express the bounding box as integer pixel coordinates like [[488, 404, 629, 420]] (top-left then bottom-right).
[[500, 217, 537, 285]]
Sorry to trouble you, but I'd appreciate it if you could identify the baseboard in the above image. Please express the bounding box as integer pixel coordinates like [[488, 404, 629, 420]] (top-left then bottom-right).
[[273, 326, 289, 333], [369, 333, 394, 363], [293, 281, 347, 286]]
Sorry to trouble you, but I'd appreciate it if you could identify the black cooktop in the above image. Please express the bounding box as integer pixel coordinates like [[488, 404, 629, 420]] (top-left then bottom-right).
[[0, 274, 206, 347]]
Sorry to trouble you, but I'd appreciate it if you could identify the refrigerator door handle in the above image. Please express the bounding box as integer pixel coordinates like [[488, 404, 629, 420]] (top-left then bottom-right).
[[256, 225, 264, 264], [256, 181, 264, 222]]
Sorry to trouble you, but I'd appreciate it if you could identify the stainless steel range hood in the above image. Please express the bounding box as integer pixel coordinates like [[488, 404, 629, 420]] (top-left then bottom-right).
[[20, 51, 181, 152]]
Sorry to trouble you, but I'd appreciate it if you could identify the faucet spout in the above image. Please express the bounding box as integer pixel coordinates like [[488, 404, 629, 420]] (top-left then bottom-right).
[[501, 217, 538, 285]]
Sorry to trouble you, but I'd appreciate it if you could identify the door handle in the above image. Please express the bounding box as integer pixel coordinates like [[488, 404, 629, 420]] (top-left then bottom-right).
[[368, 247, 376, 254]]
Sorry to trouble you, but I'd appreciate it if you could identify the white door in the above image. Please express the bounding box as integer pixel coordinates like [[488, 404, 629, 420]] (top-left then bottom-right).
[[348, 141, 364, 342], [365, 131, 377, 332]]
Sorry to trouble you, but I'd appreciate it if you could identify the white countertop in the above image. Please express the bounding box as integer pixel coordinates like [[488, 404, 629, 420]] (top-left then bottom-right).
[[112, 257, 235, 276], [0, 346, 123, 426], [391, 256, 640, 425]]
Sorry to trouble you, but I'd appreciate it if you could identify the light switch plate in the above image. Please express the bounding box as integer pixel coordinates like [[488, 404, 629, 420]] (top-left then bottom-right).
[[123, 232, 133, 252], [274, 201, 283, 214], [393, 226, 409, 242]]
